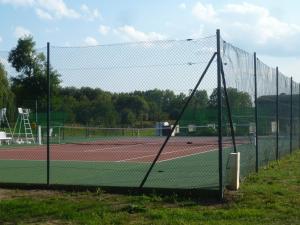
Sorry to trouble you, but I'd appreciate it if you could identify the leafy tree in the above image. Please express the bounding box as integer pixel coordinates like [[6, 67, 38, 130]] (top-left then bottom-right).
[[120, 108, 136, 127], [168, 92, 186, 120], [115, 94, 149, 126], [8, 36, 60, 110], [90, 93, 118, 127], [190, 90, 208, 109], [208, 87, 252, 109], [189, 90, 208, 119], [0, 63, 15, 120]]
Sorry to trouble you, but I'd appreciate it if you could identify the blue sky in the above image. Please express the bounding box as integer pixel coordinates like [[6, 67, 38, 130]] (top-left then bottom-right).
[[0, 0, 300, 83]]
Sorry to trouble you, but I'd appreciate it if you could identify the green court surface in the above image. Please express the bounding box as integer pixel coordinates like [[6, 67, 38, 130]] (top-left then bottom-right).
[[0, 137, 293, 191], [0, 149, 221, 189]]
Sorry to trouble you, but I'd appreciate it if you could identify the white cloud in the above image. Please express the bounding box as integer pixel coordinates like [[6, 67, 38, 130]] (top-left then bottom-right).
[[0, 36, 2, 43], [223, 2, 268, 15], [84, 36, 98, 46], [115, 25, 166, 42], [0, 0, 34, 6], [191, 2, 300, 56], [1, 0, 81, 19], [192, 2, 217, 23], [35, 8, 53, 20], [80, 4, 100, 21], [36, 0, 80, 19], [98, 25, 110, 35], [178, 3, 186, 10], [14, 26, 31, 38], [220, 2, 300, 43]]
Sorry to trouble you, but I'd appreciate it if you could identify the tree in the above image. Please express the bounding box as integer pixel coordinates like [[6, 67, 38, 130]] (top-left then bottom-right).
[[8, 36, 60, 110], [120, 108, 136, 127], [191, 90, 208, 109], [115, 94, 149, 126], [208, 87, 252, 109], [189, 90, 208, 119], [0, 63, 15, 120], [90, 93, 118, 127]]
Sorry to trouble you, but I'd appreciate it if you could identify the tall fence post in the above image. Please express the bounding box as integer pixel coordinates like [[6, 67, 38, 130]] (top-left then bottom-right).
[[254, 53, 258, 172], [216, 29, 223, 200], [46, 42, 50, 185], [299, 84, 300, 149], [290, 77, 293, 154], [276, 67, 279, 160]]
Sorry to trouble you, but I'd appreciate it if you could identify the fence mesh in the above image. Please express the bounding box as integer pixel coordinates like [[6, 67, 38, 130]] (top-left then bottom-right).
[[47, 36, 218, 188], [0, 32, 299, 197], [256, 60, 277, 167], [292, 82, 300, 151], [221, 40, 256, 181], [278, 72, 291, 157]]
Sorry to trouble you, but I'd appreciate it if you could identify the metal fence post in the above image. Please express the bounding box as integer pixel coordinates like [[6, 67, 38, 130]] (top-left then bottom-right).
[[290, 77, 293, 154], [254, 53, 258, 172], [299, 84, 300, 149], [47, 42, 50, 185], [276, 67, 279, 160], [216, 29, 223, 200]]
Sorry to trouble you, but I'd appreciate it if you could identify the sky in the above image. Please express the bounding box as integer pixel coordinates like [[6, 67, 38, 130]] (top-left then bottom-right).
[[0, 0, 300, 83]]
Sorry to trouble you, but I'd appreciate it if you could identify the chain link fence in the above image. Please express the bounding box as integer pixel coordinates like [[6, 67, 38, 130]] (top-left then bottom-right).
[[0, 30, 299, 199]]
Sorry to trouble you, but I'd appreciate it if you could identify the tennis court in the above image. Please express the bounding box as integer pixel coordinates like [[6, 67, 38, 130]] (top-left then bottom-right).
[[0, 134, 252, 189]]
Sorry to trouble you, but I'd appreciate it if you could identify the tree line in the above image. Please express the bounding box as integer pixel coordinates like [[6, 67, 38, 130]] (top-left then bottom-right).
[[0, 36, 252, 128]]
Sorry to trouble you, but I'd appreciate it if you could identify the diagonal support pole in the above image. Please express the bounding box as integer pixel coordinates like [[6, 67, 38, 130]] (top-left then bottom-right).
[[276, 67, 279, 160], [139, 52, 217, 189], [254, 52, 259, 172], [47, 42, 50, 185], [220, 58, 237, 153], [290, 77, 293, 154]]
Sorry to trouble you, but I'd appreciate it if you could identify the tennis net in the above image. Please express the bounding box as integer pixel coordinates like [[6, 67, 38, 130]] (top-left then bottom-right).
[[39, 124, 254, 147]]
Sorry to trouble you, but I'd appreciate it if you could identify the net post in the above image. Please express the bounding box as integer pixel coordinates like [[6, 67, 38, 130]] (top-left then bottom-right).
[[290, 77, 293, 154], [217, 29, 223, 200], [276, 67, 279, 160], [46, 42, 50, 185], [254, 52, 258, 172]]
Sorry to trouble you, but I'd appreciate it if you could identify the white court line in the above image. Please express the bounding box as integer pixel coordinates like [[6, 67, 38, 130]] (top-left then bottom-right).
[[82, 143, 144, 152], [116, 146, 210, 162], [0, 159, 150, 164], [0, 143, 146, 153], [157, 148, 217, 163], [0, 148, 218, 164]]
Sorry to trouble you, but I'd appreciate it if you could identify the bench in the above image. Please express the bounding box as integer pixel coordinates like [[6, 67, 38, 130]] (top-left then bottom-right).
[[0, 131, 12, 145]]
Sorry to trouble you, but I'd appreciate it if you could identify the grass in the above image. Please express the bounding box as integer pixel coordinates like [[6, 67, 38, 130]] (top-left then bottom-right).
[[0, 150, 299, 224]]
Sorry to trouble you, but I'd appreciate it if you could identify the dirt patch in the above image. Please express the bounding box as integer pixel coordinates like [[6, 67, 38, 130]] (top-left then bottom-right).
[[0, 188, 63, 200], [0, 188, 13, 200]]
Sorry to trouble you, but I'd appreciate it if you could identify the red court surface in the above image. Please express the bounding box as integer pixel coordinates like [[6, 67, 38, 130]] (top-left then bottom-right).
[[0, 137, 238, 163]]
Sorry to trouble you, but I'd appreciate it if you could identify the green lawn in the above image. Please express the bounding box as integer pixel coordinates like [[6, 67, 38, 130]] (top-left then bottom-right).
[[0, 150, 299, 224]]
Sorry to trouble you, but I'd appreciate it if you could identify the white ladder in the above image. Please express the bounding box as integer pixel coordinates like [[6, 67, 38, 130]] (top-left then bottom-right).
[[14, 108, 35, 144], [22, 111, 35, 144]]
